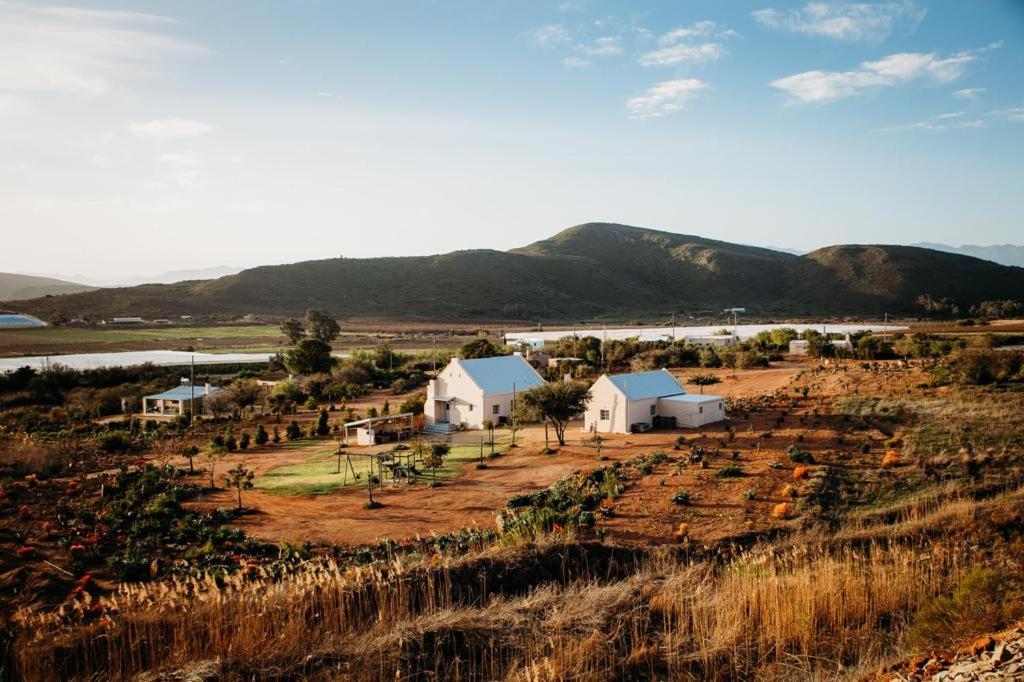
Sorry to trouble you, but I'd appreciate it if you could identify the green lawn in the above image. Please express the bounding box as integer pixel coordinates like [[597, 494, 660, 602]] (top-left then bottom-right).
[[254, 437, 512, 496], [0, 325, 284, 344]]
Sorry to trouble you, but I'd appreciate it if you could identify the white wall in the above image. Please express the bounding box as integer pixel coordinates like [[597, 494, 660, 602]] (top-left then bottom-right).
[[657, 398, 726, 428], [425, 359, 485, 428], [584, 376, 628, 434]]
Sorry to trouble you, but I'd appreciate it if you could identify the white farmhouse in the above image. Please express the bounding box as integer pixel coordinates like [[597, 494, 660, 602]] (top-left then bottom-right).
[[584, 368, 725, 434], [424, 354, 545, 432]]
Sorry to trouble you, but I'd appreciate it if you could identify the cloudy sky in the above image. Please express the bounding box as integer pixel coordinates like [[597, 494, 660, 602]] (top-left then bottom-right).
[[2, 0, 1022, 281]]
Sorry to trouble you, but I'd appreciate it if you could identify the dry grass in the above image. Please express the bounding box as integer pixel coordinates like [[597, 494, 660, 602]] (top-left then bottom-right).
[[13, 519, 984, 681]]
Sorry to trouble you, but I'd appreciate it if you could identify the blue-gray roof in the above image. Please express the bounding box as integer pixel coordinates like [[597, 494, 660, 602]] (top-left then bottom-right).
[[145, 385, 221, 401], [458, 355, 545, 395], [607, 370, 685, 400], [660, 393, 721, 404]]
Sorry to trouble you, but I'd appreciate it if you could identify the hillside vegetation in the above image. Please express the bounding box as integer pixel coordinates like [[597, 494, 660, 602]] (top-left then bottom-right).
[[7, 223, 1024, 321]]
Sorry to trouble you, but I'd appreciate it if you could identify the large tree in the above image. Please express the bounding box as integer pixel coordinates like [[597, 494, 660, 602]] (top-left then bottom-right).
[[284, 338, 334, 375], [522, 381, 591, 446], [305, 309, 341, 343], [280, 319, 305, 345], [459, 337, 501, 359]]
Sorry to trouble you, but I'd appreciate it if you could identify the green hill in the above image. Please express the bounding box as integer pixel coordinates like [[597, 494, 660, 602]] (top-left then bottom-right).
[[6, 224, 1024, 321]]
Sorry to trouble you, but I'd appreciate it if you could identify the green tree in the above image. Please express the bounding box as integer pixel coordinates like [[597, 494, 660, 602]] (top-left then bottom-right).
[[181, 444, 200, 474], [521, 381, 591, 446], [254, 424, 269, 446], [224, 462, 255, 510], [239, 432, 251, 450], [687, 373, 722, 394], [272, 426, 281, 443], [284, 338, 334, 375], [459, 338, 501, 359], [425, 442, 449, 481], [280, 318, 306, 344], [316, 408, 330, 436], [285, 420, 302, 440], [305, 309, 341, 343]]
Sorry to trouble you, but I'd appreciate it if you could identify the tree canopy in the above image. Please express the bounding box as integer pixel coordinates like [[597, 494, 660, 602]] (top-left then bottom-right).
[[305, 309, 341, 343], [459, 337, 502, 359], [521, 380, 591, 446], [284, 338, 334, 375]]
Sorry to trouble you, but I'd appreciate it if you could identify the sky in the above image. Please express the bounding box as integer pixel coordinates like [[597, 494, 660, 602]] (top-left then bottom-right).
[[1, 0, 1022, 282]]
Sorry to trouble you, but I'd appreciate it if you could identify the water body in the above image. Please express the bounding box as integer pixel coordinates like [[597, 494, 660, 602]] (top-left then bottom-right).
[[0, 350, 273, 373], [505, 323, 908, 344]]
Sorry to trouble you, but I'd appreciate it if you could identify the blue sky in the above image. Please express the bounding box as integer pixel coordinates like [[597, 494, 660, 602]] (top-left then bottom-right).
[[1, 0, 1022, 281]]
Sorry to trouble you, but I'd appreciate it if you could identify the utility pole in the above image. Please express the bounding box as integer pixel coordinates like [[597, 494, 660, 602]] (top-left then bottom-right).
[[190, 355, 195, 426]]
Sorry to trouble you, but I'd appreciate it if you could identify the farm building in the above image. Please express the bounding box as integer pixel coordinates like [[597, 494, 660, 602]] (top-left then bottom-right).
[[425, 354, 545, 432], [584, 368, 725, 434], [142, 383, 221, 417], [789, 334, 854, 356]]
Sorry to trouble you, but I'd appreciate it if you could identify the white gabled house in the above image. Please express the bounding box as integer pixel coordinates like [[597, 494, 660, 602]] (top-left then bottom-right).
[[584, 368, 725, 434], [425, 354, 545, 431]]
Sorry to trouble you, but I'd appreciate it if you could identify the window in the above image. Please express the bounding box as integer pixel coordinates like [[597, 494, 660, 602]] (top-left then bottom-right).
[[719, 403, 723, 411], [469, 404, 473, 411], [650, 405, 656, 416], [699, 406, 703, 414], [600, 409, 610, 420], [492, 404, 499, 414]]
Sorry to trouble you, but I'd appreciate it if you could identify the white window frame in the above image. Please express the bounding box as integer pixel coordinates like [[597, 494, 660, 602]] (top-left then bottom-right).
[[599, 409, 610, 420]]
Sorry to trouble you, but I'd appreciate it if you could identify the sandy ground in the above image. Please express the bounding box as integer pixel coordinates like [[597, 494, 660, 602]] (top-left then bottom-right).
[[187, 364, 808, 546]]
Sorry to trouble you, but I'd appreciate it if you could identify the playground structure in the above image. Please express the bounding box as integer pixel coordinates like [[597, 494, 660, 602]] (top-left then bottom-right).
[[341, 412, 417, 446]]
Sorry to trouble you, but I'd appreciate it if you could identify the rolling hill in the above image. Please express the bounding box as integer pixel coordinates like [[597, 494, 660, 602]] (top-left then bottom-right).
[[0, 273, 96, 302], [5, 224, 1024, 321]]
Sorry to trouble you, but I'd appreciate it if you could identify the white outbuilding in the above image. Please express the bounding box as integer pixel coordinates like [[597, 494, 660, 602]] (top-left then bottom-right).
[[424, 354, 545, 432], [584, 368, 725, 434]]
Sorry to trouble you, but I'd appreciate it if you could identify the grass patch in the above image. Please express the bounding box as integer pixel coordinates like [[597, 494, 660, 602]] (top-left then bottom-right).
[[0, 325, 283, 345], [254, 437, 512, 495]]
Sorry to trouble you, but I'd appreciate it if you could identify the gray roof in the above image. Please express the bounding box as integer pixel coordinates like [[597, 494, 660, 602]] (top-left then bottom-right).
[[458, 355, 545, 395], [660, 393, 722, 404], [606, 369, 686, 401], [145, 385, 221, 401]]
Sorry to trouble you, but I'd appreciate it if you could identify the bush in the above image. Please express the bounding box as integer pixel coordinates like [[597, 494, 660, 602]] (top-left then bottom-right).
[[254, 425, 269, 446], [272, 426, 281, 443], [671, 491, 692, 505], [239, 432, 251, 450], [909, 568, 1023, 648], [285, 421, 302, 440], [714, 464, 745, 478], [225, 436, 238, 452], [100, 433, 132, 454], [787, 446, 815, 464]]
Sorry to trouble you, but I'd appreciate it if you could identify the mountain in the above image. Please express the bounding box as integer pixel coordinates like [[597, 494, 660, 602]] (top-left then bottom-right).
[[67, 265, 246, 288], [6, 224, 1024, 321], [0, 273, 96, 301], [913, 242, 1024, 268]]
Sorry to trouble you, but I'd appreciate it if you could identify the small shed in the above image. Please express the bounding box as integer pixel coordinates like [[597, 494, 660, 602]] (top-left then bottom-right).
[[142, 384, 220, 417], [343, 412, 415, 446]]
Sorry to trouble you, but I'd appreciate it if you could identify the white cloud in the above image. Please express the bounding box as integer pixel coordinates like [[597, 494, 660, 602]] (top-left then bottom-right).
[[530, 23, 571, 48], [0, 1, 205, 95], [639, 42, 724, 67], [561, 56, 590, 69], [953, 87, 986, 101], [128, 118, 213, 140], [753, 1, 925, 43], [771, 48, 985, 104], [877, 111, 986, 133], [627, 78, 708, 119], [576, 36, 622, 57], [640, 21, 736, 67], [558, 0, 587, 11], [990, 107, 1024, 123], [159, 151, 202, 166]]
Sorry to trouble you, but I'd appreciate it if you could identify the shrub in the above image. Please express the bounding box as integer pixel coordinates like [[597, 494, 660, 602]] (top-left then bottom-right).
[[239, 433, 251, 450], [100, 433, 132, 454], [671, 491, 692, 505], [714, 464, 745, 478], [787, 446, 815, 464], [285, 421, 302, 440], [272, 426, 281, 443], [909, 568, 1023, 648], [225, 436, 238, 452], [254, 425, 269, 446]]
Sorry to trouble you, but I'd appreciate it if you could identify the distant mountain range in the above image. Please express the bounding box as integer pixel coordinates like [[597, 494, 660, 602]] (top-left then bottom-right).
[[912, 243, 1024, 268], [6, 224, 1024, 321], [63, 266, 246, 288], [0, 273, 96, 301]]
